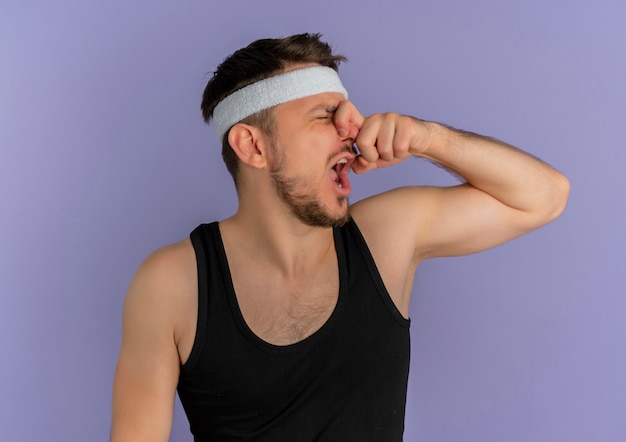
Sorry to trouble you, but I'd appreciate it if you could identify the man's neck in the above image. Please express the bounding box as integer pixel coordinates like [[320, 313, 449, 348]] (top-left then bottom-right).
[[219, 210, 336, 279]]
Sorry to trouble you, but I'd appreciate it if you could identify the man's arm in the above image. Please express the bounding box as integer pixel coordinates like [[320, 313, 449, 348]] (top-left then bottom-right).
[[336, 101, 569, 262], [111, 243, 196, 442]]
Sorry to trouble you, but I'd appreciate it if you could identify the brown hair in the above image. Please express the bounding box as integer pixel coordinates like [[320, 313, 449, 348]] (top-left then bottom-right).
[[201, 33, 346, 186]]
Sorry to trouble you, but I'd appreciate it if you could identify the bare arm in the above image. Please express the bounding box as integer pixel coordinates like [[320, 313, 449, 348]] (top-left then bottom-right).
[[335, 100, 569, 266], [358, 118, 569, 260], [111, 243, 196, 441]]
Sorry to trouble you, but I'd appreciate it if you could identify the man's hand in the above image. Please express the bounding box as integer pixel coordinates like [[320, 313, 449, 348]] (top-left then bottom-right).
[[333, 100, 432, 174]]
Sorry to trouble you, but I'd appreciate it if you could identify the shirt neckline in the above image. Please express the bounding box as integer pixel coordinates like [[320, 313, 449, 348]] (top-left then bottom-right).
[[211, 222, 348, 354]]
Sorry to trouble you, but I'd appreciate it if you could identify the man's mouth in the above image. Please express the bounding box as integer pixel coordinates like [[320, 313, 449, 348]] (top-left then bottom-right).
[[333, 158, 348, 187], [330, 156, 354, 193]]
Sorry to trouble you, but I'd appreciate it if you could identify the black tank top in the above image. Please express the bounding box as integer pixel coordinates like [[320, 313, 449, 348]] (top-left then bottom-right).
[[178, 219, 410, 441]]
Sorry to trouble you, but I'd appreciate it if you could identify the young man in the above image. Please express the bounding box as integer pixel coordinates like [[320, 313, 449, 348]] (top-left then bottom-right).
[[111, 33, 569, 441]]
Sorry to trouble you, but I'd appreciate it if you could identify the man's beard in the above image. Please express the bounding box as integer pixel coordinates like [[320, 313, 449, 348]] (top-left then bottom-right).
[[269, 143, 350, 228]]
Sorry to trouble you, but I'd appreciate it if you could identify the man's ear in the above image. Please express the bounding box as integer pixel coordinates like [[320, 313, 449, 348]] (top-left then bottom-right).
[[227, 123, 268, 169]]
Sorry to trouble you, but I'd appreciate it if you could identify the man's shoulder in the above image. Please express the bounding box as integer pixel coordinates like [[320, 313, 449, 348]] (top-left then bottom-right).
[[125, 238, 197, 312], [350, 186, 428, 230], [139, 238, 195, 280], [350, 186, 436, 266]]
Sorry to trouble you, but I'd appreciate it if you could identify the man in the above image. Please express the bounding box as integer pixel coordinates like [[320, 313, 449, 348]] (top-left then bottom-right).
[[111, 33, 569, 441]]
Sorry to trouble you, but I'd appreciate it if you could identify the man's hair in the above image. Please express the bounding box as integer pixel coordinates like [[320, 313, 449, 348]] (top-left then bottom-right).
[[201, 33, 347, 186]]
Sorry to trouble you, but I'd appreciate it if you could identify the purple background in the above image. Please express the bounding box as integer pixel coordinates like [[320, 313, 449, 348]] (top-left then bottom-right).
[[1, 1, 624, 441]]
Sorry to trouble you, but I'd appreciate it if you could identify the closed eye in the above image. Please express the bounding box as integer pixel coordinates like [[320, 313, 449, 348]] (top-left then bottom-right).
[[319, 107, 338, 121], [307, 105, 338, 122]]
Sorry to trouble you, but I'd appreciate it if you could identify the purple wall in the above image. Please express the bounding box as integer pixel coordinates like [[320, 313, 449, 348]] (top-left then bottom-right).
[[1, 1, 624, 440]]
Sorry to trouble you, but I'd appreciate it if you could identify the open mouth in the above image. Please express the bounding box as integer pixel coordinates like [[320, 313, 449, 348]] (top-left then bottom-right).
[[330, 156, 354, 194], [332, 158, 349, 187]]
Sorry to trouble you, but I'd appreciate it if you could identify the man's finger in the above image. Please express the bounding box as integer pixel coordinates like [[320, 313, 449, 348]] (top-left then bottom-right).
[[350, 155, 378, 174], [351, 155, 406, 175], [334, 100, 364, 139]]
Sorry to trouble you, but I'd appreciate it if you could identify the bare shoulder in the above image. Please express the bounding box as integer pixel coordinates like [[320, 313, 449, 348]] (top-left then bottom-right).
[[350, 186, 437, 261], [129, 239, 197, 301], [350, 187, 437, 315], [351, 186, 424, 221], [123, 238, 198, 359]]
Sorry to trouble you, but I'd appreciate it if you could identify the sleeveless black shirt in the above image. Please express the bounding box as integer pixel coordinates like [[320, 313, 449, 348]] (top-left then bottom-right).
[[178, 219, 411, 441]]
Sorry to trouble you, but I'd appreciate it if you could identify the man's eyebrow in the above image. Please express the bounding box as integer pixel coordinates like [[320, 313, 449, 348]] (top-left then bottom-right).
[[306, 104, 338, 115]]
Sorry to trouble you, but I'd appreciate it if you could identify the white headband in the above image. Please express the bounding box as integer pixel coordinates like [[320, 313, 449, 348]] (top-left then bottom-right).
[[212, 66, 348, 140]]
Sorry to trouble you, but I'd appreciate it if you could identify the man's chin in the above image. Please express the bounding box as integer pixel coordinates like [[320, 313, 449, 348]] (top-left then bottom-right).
[[295, 205, 350, 228], [328, 203, 351, 228]]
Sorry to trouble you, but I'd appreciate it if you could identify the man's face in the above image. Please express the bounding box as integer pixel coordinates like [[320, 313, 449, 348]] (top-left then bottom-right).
[[268, 92, 356, 228]]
